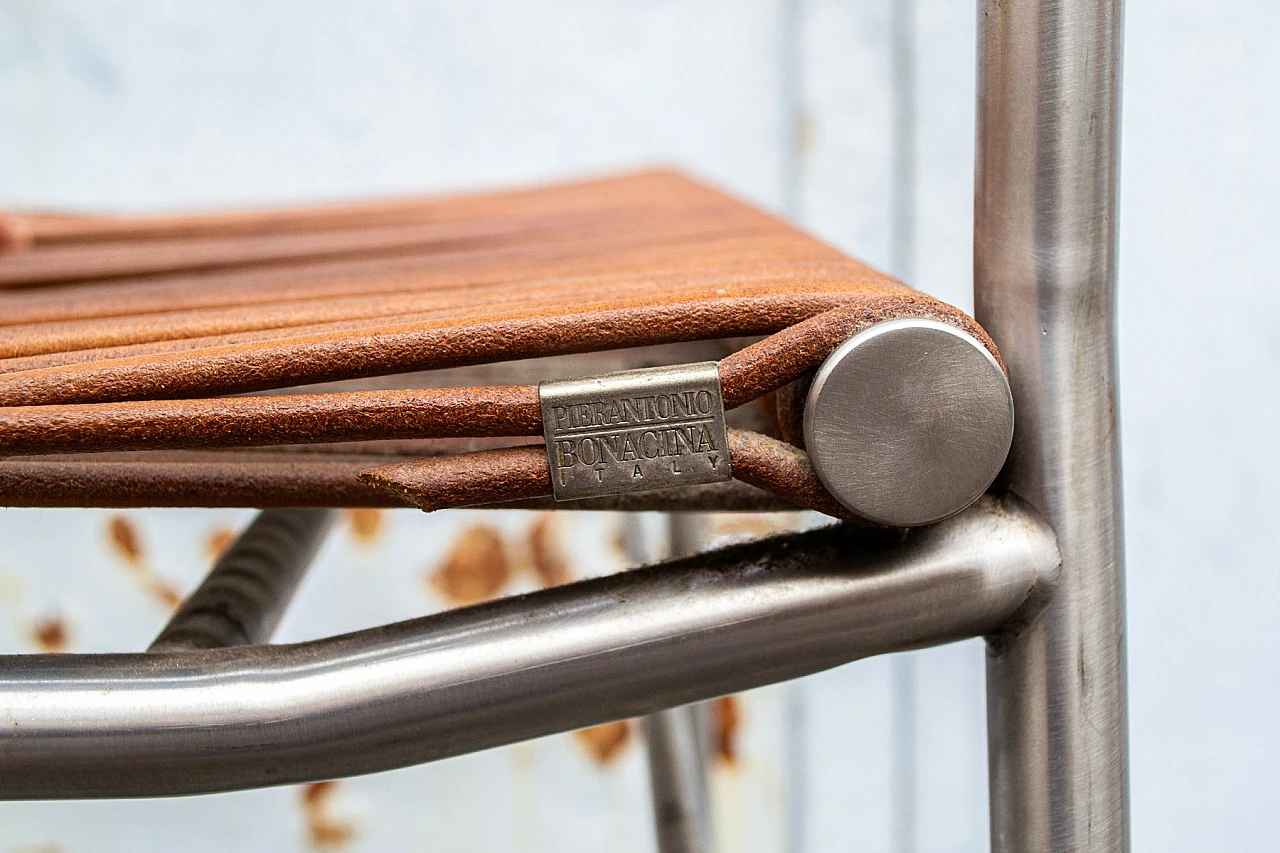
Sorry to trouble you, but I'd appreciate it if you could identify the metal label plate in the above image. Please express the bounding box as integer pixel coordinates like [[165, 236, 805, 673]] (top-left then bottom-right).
[[539, 362, 731, 501]]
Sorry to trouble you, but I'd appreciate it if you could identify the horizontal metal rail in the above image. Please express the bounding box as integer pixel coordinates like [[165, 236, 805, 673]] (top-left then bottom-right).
[[0, 495, 1057, 799]]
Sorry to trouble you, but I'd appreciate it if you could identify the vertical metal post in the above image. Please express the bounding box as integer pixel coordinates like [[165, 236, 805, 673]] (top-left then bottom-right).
[[644, 704, 712, 853], [638, 513, 713, 853], [974, 1, 1129, 852]]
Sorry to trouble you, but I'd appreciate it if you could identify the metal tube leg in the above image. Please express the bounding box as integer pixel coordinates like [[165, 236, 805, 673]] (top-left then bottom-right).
[[644, 705, 712, 853], [632, 513, 713, 853], [149, 508, 336, 652], [974, 1, 1129, 851]]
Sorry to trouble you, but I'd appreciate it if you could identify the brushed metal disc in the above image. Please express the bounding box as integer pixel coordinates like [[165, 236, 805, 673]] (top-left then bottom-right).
[[803, 318, 1014, 527]]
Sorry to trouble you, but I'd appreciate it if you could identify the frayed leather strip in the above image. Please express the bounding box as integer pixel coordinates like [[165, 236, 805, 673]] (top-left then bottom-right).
[[358, 429, 863, 521]]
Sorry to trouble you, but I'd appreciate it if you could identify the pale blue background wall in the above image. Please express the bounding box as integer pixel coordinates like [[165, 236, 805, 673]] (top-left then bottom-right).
[[0, 2, 1275, 851]]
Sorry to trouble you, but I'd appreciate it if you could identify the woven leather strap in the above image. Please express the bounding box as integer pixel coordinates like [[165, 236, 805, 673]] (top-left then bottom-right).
[[0, 170, 1000, 514]]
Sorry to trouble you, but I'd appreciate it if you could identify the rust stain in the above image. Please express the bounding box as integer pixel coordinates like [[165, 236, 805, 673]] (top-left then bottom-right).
[[346, 509, 385, 545], [106, 515, 182, 611], [31, 615, 70, 652], [527, 515, 573, 587], [151, 581, 183, 611], [713, 695, 744, 766], [428, 525, 511, 606], [301, 780, 355, 849], [574, 720, 632, 766], [107, 514, 144, 565], [204, 526, 237, 561]]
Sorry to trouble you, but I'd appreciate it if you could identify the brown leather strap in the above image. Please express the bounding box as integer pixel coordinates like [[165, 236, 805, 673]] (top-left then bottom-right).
[[360, 445, 553, 512], [0, 298, 996, 456], [0, 387, 541, 456], [0, 449, 797, 511], [0, 219, 805, 330], [0, 169, 1001, 514], [359, 429, 860, 521], [344, 295, 1006, 519], [0, 198, 777, 289], [0, 171, 909, 404], [0, 218, 546, 288], [0, 452, 395, 508], [718, 296, 1000, 407], [0, 285, 899, 406], [723, 430, 856, 520], [0, 169, 717, 251]]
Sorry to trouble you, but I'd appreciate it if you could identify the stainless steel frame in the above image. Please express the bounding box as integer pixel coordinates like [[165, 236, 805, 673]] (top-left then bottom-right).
[[644, 704, 711, 853], [975, 1, 1129, 851], [0, 0, 1128, 848], [643, 513, 714, 853], [0, 496, 1055, 799]]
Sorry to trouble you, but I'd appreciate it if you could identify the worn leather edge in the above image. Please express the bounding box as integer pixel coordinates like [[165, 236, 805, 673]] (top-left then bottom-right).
[[0, 453, 395, 508], [358, 445, 553, 512], [0, 203, 771, 292], [358, 428, 861, 521], [0, 387, 541, 456], [0, 451, 797, 511], [8, 168, 709, 248], [0, 296, 1001, 455], [0, 223, 825, 332], [718, 294, 1003, 408], [0, 292, 819, 405], [724, 429, 859, 521], [0, 294, 1003, 458]]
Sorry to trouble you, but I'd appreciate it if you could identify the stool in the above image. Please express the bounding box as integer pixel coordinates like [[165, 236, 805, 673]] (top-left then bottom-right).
[[0, 2, 1127, 851]]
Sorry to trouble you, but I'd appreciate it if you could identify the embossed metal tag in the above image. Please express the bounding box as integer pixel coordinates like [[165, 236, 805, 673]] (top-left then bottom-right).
[[539, 362, 731, 501]]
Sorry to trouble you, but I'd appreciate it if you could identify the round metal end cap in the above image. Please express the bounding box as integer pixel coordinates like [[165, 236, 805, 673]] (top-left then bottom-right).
[[804, 318, 1013, 527]]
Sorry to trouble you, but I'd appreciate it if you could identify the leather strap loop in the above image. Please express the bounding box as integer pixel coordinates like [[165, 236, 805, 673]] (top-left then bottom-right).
[[0, 169, 1002, 515], [359, 429, 861, 522], [0, 300, 997, 458]]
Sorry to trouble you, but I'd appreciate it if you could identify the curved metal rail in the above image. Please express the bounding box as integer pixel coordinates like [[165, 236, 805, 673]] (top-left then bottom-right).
[[0, 495, 1056, 799]]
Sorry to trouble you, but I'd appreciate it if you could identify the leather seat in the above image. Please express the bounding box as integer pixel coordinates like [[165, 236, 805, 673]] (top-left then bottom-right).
[[0, 170, 1000, 518]]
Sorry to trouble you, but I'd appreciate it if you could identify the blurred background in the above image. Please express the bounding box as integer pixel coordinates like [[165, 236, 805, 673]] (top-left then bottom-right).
[[0, 1, 1275, 851]]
